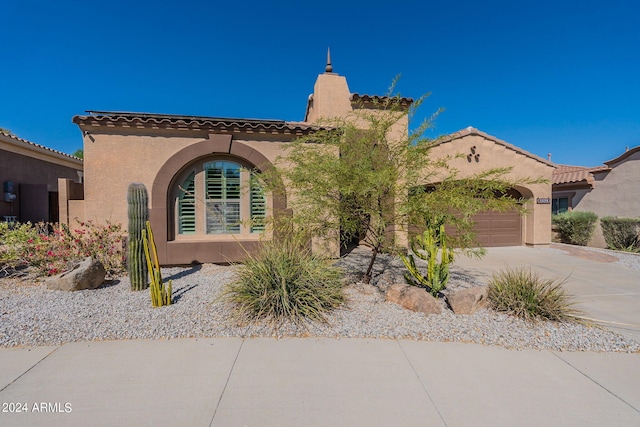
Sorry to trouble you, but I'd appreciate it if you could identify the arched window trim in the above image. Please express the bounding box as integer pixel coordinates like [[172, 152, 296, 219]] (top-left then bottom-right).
[[171, 156, 268, 239]]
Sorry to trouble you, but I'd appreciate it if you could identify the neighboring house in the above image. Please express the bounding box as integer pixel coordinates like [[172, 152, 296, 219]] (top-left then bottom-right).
[[552, 146, 640, 247], [0, 130, 83, 223], [61, 61, 553, 265]]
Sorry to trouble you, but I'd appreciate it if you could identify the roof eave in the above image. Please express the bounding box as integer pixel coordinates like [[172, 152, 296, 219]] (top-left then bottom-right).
[[436, 127, 555, 167], [73, 112, 328, 135], [0, 131, 83, 167], [604, 145, 640, 167]]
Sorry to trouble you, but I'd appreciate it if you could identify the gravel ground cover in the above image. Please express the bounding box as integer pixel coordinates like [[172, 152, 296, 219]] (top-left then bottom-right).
[[1, 247, 638, 352]]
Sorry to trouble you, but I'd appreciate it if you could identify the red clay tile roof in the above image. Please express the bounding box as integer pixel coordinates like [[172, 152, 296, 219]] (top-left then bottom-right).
[[350, 93, 414, 107], [0, 130, 82, 162], [73, 111, 326, 135], [552, 164, 611, 186], [553, 146, 639, 185]]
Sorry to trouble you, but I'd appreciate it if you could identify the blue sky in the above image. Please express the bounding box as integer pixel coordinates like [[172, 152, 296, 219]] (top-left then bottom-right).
[[1, 0, 638, 166]]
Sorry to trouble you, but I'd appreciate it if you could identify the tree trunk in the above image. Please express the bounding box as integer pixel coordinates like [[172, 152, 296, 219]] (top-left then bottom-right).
[[362, 246, 379, 284]]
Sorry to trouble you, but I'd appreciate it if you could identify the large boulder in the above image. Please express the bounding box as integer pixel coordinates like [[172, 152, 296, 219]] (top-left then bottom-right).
[[447, 287, 488, 315], [386, 284, 442, 315], [46, 257, 106, 291]]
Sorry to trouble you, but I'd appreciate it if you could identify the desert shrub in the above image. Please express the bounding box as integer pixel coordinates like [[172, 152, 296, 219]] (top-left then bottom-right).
[[225, 238, 345, 325], [487, 266, 581, 322], [552, 211, 598, 246], [0, 221, 125, 277], [600, 217, 640, 252]]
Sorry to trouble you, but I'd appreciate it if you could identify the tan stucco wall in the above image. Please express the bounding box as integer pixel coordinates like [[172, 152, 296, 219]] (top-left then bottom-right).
[[574, 150, 640, 218], [80, 129, 288, 228], [571, 149, 640, 247], [305, 73, 353, 123], [425, 132, 554, 247]]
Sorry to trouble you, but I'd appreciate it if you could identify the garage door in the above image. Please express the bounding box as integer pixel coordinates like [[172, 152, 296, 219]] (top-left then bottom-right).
[[472, 209, 522, 247]]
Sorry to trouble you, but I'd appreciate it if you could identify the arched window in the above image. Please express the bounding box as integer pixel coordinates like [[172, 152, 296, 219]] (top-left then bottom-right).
[[173, 159, 266, 237]]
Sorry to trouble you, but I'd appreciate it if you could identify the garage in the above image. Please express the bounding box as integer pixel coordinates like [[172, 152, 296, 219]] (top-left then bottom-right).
[[472, 209, 522, 247], [471, 187, 523, 247]]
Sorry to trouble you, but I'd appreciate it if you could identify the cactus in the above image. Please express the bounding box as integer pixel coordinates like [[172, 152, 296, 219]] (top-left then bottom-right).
[[127, 183, 149, 291], [142, 221, 172, 307], [400, 217, 454, 298]]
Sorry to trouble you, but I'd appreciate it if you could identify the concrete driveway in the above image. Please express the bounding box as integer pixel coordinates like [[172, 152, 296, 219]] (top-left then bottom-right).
[[453, 244, 640, 341]]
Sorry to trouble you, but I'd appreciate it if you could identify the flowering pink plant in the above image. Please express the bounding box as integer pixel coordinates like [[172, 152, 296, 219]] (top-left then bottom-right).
[[0, 220, 125, 277]]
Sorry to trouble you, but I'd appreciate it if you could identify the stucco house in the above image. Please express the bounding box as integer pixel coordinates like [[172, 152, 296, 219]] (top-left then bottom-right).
[[61, 61, 553, 265], [552, 145, 640, 246], [1, 130, 83, 223]]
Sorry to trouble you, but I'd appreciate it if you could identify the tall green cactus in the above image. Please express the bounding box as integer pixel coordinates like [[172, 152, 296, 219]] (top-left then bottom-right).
[[127, 183, 149, 291], [401, 216, 454, 298]]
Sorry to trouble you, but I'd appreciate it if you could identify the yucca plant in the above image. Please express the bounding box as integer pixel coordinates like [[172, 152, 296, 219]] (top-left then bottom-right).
[[487, 266, 581, 322], [225, 236, 345, 326]]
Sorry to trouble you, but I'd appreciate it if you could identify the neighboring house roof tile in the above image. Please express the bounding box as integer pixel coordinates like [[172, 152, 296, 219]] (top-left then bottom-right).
[[0, 130, 82, 163], [552, 164, 611, 186], [436, 126, 555, 167], [73, 111, 325, 135]]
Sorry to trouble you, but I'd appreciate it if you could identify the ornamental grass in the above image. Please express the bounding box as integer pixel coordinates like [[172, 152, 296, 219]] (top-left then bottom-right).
[[225, 238, 345, 326], [487, 266, 581, 323]]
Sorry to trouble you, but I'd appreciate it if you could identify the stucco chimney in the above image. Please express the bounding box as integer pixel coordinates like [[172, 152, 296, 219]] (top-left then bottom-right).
[[304, 52, 353, 123]]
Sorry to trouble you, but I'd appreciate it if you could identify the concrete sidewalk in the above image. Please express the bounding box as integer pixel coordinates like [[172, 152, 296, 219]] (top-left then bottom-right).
[[1, 338, 639, 426], [453, 245, 640, 341]]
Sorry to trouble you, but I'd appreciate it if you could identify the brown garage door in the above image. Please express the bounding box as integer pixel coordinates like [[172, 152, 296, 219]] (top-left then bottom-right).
[[472, 209, 522, 247]]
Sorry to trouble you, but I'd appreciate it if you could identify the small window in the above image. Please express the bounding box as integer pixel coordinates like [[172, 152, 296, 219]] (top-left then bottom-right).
[[552, 197, 569, 215]]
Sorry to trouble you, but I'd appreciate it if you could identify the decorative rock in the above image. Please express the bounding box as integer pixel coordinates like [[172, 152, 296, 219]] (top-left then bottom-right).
[[447, 286, 488, 315], [46, 257, 106, 291], [386, 284, 442, 315]]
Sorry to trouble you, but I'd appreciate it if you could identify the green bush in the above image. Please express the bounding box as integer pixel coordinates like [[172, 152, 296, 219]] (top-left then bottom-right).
[[225, 238, 345, 325], [600, 217, 640, 252], [487, 266, 581, 322], [552, 211, 598, 246]]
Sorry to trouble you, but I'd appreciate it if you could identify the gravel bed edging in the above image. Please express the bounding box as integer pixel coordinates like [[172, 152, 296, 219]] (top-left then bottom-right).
[[1, 249, 638, 352]]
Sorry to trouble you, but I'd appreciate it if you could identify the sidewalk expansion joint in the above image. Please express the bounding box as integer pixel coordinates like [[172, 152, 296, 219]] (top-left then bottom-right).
[[396, 340, 449, 427], [209, 338, 245, 426], [550, 351, 640, 414], [0, 346, 60, 393]]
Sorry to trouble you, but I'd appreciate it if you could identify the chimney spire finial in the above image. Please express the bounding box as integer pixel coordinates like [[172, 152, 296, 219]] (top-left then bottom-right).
[[325, 47, 333, 73]]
